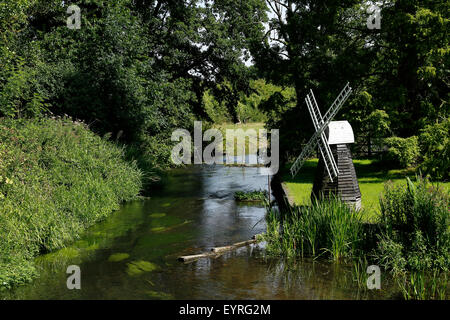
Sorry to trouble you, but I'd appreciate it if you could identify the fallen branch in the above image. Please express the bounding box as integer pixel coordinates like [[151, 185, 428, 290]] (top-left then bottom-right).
[[178, 234, 263, 263], [177, 252, 217, 263]]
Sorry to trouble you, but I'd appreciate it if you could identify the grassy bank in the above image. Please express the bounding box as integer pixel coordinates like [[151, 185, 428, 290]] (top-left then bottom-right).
[[282, 159, 449, 221], [0, 117, 142, 289]]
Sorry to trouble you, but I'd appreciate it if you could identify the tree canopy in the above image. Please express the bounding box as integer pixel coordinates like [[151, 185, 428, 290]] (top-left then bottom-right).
[[0, 0, 448, 176]]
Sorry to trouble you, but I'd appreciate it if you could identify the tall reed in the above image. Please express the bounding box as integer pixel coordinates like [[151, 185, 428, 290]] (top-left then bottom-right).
[[397, 270, 448, 300], [264, 196, 364, 261]]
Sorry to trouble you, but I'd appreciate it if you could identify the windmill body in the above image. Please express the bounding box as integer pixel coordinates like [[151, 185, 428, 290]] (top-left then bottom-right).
[[290, 83, 361, 209], [312, 121, 361, 210]]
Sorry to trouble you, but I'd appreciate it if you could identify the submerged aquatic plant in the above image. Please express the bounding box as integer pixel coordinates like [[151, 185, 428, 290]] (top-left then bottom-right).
[[146, 290, 174, 300], [126, 260, 158, 276], [149, 213, 166, 218], [108, 253, 130, 262]]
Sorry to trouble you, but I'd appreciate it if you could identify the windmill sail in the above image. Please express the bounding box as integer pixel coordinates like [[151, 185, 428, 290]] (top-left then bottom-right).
[[306, 91, 339, 181], [290, 83, 352, 178]]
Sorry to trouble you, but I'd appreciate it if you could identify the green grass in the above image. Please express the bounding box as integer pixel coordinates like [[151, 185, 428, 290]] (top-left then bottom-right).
[[214, 122, 266, 132], [282, 159, 449, 221], [0, 117, 142, 289], [213, 122, 266, 155], [397, 270, 448, 300]]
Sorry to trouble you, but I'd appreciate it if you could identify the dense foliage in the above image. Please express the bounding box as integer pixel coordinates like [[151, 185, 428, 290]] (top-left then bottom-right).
[[1, 0, 447, 177], [0, 117, 142, 289], [418, 117, 449, 180], [0, 0, 448, 294], [384, 136, 420, 168], [0, 0, 267, 174], [377, 176, 449, 274], [252, 1, 449, 173]]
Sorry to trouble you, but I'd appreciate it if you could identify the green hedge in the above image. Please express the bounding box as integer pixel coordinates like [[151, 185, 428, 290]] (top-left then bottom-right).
[[0, 117, 142, 289]]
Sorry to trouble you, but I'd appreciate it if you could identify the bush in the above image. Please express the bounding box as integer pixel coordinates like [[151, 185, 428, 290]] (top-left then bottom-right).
[[377, 176, 449, 273], [234, 190, 267, 202], [384, 136, 420, 168], [418, 118, 449, 180], [203, 90, 232, 124], [0, 117, 142, 289]]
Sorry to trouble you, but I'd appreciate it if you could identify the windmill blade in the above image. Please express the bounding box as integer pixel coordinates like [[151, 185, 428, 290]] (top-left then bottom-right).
[[290, 83, 352, 178], [306, 91, 339, 181], [305, 94, 333, 181], [289, 129, 321, 178], [322, 82, 352, 124]]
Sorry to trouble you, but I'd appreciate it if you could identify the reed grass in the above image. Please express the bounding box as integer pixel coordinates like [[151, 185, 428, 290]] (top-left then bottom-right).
[[264, 196, 364, 261], [397, 270, 448, 300]]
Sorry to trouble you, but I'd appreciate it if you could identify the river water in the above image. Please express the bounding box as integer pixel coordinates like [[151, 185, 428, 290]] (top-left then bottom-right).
[[1, 164, 394, 300]]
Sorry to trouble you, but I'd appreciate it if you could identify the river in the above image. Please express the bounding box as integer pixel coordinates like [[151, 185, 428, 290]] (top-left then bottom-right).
[[1, 164, 394, 299]]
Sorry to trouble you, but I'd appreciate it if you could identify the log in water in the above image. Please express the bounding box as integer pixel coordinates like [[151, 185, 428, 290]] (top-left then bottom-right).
[[178, 234, 263, 263]]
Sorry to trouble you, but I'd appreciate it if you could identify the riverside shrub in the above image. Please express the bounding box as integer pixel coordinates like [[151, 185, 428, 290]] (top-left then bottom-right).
[[377, 176, 449, 274]]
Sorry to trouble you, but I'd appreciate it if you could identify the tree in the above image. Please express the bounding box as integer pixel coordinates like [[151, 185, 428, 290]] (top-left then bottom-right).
[[251, 0, 372, 160], [0, 0, 269, 171], [132, 0, 267, 122], [368, 0, 449, 136], [251, 0, 449, 161]]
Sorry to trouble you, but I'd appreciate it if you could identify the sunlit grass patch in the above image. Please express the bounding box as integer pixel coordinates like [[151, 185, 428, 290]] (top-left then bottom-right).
[[282, 159, 449, 221], [213, 122, 266, 155]]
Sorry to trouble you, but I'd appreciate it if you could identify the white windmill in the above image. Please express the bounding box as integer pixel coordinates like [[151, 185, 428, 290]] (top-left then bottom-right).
[[290, 83, 361, 209]]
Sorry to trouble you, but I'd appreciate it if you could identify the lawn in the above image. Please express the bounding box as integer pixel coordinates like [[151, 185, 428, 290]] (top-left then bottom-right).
[[213, 122, 266, 155], [282, 159, 449, 221], [214, 122, 266, 132]]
